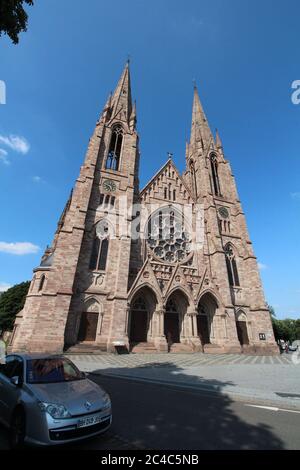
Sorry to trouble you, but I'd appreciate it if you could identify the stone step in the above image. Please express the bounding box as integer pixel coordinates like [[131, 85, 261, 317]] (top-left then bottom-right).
[[65, 343, 107, 354], [169, 343, 194, 353], [130, 342, 157, 353]]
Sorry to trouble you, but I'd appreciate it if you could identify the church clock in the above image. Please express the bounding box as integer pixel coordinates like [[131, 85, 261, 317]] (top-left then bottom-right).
[[103, 179, 116, 192]]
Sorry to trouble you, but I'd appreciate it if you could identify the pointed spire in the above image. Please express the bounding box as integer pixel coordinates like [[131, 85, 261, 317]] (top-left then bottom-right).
[[129, 99, 137, 130], [190, 83, 213, 150], [215, 128, 223, 149], [97, 91, 112, 124], [103, 91, 112, 111], [110, 61, 133, 124], [185, 140, 189, 161]]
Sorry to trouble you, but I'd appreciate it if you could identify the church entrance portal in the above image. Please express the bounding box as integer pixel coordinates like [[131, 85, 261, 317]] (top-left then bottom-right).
[[78, 312, 99, 342], [164, 297, 181, 346], [197, 315, 210, 345], [129, 292, 155, 344]]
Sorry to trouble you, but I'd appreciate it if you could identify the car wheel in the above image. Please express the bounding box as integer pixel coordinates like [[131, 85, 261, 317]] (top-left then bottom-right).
[[10, 409, 26, 449]]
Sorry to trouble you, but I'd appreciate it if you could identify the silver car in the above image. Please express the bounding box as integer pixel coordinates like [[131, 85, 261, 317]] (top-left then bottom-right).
[[0, 354, 112, 448]]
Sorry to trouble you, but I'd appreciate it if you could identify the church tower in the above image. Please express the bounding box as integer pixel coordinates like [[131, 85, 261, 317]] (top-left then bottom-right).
[[183, 85, 276, 352], [11, 62, 140, 353]]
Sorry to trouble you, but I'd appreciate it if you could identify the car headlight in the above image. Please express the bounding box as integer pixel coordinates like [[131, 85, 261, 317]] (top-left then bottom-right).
[[39, 402, 72, 419], [102, 392, 111, 410]]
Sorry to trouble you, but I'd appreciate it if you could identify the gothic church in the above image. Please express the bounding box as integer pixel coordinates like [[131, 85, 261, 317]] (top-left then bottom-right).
[[10, 63, 278, 355]]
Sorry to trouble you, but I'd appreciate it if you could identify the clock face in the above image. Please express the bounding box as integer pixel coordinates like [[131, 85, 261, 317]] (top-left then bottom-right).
[[103, 179, 116, 192], [218, 206, 229, 219]]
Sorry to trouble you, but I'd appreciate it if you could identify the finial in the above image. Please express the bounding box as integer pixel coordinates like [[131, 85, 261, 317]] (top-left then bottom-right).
[[127, 54, 131, 65], [167, 152, 173, 160], [192, 78, 197, 89]]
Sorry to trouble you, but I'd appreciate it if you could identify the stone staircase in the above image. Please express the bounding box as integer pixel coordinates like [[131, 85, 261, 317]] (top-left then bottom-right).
[[130, 342, 158, 353], [169, 343, 194, 353], [65, 343, 107, 355]]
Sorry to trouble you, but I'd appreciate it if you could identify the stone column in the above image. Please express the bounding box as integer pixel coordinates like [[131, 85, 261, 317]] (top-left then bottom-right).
[[153, 307, 168, 352], [124, 305, 130, 335], [187, 311, 202, 351]]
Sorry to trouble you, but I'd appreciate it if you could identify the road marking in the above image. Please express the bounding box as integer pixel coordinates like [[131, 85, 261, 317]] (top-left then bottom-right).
[[245, 404, 300, 414]]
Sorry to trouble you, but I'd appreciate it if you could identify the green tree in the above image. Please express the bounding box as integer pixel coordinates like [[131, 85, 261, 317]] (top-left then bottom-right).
[[0, 281, 30, 331], [268, 304, 300, 342], [0, 0, 34, 44]]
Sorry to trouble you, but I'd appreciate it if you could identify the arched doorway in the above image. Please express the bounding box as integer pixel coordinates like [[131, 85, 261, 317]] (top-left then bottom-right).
[[78, 299, 101, 342], [164, 290, 189, 348], [236, 311, 249, 346], [164, 298, 180, 345], [129, 287, 157, 345], [197, 293, 218, 345], [129, 297, 148, 343]]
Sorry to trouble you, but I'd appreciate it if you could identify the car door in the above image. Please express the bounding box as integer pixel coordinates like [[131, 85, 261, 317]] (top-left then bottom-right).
[[0, 355, 24, 425]]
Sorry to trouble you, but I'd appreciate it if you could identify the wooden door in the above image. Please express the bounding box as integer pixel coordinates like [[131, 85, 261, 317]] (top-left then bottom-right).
[[197, 315, 210, 345], [236, 321, 249, 345], [164, 312, 180, 344], [78, 312, 99, 341], [129, 310, 148, 342]]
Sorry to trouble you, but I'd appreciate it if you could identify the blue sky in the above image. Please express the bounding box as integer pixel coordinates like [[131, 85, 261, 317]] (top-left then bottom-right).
[[0, 0, 299, 319]]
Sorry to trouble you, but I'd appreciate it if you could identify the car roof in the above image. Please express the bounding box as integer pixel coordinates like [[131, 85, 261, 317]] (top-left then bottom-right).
[[7, 353, 66, 360]]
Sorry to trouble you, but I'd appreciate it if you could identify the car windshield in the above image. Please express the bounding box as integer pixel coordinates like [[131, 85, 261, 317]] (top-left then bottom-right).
[[26, 357, 84, 384]]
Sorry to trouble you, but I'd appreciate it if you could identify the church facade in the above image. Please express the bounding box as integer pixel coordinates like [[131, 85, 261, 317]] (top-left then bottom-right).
[[10, 63, 278, 355]]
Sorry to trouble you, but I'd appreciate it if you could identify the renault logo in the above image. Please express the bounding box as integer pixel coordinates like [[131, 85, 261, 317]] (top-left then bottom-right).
[[84, 401, 92, 410]]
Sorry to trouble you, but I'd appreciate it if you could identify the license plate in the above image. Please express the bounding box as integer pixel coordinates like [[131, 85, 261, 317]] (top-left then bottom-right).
[[77, 414, 102, 428]]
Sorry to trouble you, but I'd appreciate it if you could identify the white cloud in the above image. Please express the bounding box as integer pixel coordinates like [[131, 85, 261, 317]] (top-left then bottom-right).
[[0, 134, 30, 154], [258, 262, 268, 270], [32, 176, 42, 183], [0, 148, 10, 165], [0, 242, 40, 255], [290, 192, 300, 200], [0, 282, 12, 292]]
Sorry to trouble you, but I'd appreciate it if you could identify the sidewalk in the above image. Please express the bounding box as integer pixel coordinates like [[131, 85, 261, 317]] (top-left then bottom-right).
[[68, 352, 300, 411]]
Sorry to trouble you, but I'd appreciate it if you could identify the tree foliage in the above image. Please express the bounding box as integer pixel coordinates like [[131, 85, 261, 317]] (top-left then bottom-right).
[[0, 0, 34, 44], [0, 281, 30, 331], [269, 305, 300, 342]]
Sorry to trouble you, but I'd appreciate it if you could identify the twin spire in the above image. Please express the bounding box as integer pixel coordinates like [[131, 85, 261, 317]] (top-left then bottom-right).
[[189, 83, 222, 151], [190, 84, 213, 149], [103, 62, 221, 148], [103, 60, 135, 127]]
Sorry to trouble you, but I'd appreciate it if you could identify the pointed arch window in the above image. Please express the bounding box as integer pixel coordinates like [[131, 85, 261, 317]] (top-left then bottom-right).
[[210, 154, 221, 196], [38, 274, 46, 292], [225, 244, 240, 287], [89, 222, 110, 271], [105, 125, 123, 171], [190, 160, 197, 198], [89, 237, 109, 271]]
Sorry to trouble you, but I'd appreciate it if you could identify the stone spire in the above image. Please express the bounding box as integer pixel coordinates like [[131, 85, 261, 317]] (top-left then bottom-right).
[[129, 99, 137, 130], [190, 84, 213, 150], [109, 60, 133, 124]]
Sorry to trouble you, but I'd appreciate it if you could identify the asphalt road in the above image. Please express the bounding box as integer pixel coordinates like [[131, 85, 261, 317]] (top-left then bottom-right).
[[0, 375, 299, 450]]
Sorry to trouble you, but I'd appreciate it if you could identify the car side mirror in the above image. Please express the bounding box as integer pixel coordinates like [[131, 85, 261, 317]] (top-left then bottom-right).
[[10, 376, 21, 387]]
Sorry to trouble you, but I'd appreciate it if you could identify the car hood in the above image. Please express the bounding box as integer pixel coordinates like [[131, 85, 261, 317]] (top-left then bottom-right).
[[27, 378, 109, 416]]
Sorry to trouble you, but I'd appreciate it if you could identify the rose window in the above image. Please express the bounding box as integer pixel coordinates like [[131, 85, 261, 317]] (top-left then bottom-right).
[[147, 207, 192, 263]]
